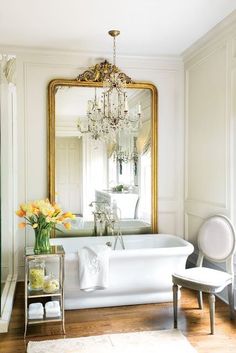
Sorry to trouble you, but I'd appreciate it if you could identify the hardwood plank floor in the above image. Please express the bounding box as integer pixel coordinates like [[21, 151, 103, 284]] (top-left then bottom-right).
[[0, 282, 236, 353]]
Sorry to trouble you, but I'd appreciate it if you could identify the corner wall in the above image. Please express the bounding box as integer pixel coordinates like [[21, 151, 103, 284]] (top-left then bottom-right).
[[183, 13, 236, 303]]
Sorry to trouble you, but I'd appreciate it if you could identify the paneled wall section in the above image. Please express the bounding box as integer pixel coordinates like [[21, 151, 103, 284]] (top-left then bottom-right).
[[184, 18, 236, 303], [9, 51, 184, 280]]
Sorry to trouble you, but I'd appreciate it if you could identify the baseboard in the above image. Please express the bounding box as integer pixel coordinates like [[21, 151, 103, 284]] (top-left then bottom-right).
[[0, 274, 17, 333]]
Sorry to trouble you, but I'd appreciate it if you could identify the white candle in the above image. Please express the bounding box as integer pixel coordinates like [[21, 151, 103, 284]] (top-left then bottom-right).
[[97, 98, 101, 110], [124, 99, 129, 111], [88, 100, 93, 112], [138, 103, 141, 114]]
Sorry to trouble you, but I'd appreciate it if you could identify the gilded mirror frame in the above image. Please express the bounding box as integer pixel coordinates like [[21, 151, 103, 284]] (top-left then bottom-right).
[[48, 65, 158, 234]]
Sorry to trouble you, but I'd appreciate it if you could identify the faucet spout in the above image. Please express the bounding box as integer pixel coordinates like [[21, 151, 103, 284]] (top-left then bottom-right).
[[89, 201, 110, 236]]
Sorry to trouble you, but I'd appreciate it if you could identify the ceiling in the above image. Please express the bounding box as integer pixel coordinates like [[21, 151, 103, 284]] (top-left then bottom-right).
[[0, 0, 236, 56]]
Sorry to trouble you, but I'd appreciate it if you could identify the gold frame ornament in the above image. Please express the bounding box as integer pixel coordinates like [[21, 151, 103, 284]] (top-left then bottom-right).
[[76, 60, 132, 84], [48, 61, 158, 234]]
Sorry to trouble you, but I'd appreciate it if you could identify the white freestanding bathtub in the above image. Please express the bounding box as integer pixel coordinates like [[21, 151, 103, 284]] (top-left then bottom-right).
[[50, 234, 194, 310]]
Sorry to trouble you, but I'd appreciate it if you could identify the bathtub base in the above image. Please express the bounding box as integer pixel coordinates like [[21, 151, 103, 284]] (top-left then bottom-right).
[[65, 291, 174, 310]]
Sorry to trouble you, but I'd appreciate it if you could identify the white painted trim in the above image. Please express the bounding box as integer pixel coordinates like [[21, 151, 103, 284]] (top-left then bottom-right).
[[185, 200, 229, 217], [0, 275, 17, 333], [0, 66, 18, 332], [176, 67, 185, 236], [1, 275, 12, 313], [0, 47, 183, 73], [0, 44, 182, 61], [185, 199, 227, 209]]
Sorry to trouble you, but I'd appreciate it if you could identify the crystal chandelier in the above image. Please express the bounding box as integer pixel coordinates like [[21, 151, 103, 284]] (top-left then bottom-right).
[[78, 30, 142, 142], [113, 137, 139, 175]]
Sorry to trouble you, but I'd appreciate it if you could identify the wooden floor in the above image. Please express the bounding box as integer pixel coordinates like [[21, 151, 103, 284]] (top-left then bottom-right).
[[1, 282, 236, 353]]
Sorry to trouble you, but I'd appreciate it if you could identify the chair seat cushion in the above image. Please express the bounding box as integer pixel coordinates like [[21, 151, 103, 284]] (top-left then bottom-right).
[[172, 267, 233, 293]]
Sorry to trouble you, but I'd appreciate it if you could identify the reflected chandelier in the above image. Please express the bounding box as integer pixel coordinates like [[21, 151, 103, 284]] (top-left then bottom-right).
[[113, 137, 139, 175], [77, 30, 142, 142]]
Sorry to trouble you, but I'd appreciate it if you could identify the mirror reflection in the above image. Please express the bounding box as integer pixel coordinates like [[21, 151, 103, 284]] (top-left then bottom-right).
[[54, 86, 153, 236]]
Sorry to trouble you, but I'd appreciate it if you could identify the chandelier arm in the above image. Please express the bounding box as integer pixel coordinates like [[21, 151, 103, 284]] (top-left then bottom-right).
[[116, 87, 125, 94]]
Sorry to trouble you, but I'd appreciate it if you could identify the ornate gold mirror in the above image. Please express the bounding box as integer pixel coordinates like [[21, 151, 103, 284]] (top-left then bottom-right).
[[48, 60, 158, 237]]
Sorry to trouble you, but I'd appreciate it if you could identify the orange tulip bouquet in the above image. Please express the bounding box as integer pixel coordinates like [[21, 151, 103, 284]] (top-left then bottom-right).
[[16, 199, 75, 254]]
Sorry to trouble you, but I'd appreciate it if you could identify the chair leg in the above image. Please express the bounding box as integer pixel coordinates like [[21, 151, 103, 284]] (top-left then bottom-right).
[[173, 284, 178, 328], [208, 293, 215, 335], [228, 283, 235, 320], [197, 291, 203, 309]]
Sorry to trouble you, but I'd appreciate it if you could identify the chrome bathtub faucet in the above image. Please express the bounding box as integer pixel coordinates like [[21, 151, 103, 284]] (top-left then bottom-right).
[[89, 201, 113, 236], [89, 201, 125, 250]]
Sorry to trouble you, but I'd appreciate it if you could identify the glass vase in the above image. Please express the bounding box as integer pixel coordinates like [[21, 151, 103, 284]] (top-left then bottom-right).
[[43, 273, 60, 293], [34, 228, 51, 254], [28, 259, 45, 290]]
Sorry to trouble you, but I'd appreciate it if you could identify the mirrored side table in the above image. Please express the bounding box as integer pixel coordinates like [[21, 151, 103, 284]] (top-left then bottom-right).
[[24, 245, 65, 338]]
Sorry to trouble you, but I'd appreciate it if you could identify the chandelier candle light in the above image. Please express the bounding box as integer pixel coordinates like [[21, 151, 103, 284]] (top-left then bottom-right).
[[78, 30, 142, 142]]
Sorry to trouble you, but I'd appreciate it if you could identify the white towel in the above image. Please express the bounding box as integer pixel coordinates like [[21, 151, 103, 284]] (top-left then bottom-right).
[[28, 302, 44, 320], [45, 301, 61, 318], [28, 302, 44, 311], [78, 245, 111, 292], [46, 312, 61, 318], [28, 313, 44, 320], [45, 301, 60, 309]]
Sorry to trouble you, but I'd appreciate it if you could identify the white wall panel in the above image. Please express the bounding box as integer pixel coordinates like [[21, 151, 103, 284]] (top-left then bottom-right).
[[158, 212, 177, 236], [185, 213, 203, 246], [186, 45, 227, 207], [185, 42, 231, 247], [157, 72, 178, 201]]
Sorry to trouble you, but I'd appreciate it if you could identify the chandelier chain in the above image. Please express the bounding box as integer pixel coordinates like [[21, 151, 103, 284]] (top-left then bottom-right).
[[113, 36, 116, 67]]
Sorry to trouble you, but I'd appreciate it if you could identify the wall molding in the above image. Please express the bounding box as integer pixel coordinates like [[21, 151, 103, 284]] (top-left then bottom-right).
[[185, 198, 227, 209], [184, 40, 228, 71], [184, 42, 230, 211], [0, 275, 17, 333], [0, 47, 183, 72]]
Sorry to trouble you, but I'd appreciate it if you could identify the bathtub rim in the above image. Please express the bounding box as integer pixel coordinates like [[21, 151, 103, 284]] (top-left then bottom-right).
[[50, 233, 194, 256]]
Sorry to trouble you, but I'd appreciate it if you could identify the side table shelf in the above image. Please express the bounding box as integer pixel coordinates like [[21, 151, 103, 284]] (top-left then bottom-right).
[[24, 245, 65, 338], [27, 289, 62, 298]]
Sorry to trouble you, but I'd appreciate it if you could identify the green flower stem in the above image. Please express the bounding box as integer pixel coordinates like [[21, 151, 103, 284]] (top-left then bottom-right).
[[34, 227, 51, 254]]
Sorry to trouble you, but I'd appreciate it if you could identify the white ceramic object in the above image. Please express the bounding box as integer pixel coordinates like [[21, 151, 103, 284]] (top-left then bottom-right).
[[50, 234, 194, 310]]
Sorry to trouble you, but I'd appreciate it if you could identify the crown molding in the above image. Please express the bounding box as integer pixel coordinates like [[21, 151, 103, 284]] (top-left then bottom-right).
[[0, 44, 183, 71], [182, 10, 236, 63]]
